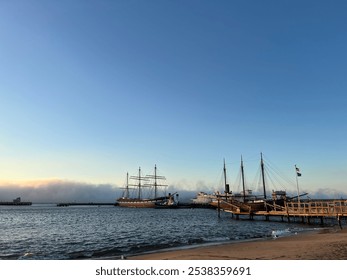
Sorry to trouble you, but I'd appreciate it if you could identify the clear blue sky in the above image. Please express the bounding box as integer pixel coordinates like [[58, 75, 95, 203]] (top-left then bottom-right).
[[0, 0, 346, 196]]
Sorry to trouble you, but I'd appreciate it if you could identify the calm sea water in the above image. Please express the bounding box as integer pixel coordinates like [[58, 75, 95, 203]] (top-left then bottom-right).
[[0, 204, 322, 260]]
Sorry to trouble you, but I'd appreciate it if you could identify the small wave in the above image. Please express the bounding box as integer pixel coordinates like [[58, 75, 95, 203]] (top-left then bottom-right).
[[90, 248, 123, 259], [67, 251, 93, 259], [270, 227, 314, 239], [202, 236, 230, 242], [18, 252, 35, 260], [271, 228, 293, 239]]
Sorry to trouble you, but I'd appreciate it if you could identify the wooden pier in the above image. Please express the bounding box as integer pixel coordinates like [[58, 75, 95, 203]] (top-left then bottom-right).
[[57, 202, 117, 207], [219, 199, 347, 227], [0, 197, 32, 206]]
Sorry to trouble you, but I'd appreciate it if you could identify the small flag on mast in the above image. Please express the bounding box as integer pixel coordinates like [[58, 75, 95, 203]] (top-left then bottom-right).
[[295, 166, 302, 177]]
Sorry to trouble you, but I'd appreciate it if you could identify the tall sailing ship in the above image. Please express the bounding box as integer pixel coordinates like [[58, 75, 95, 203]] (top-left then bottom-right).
[[117, 165, 176, 208], [208, 153, 305, 213], [209, 154, 269, 212]]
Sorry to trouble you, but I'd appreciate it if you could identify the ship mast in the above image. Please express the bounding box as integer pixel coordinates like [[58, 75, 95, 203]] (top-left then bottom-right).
[[120, 172, 131, 198], [223, 158, 230, 194], [125, 172, 129, 198], [260, 153, 267, 199], [128, 167, 149, 199], [154, 164, 158, 198], [241, 155, 246, 202], [145, 164, 167, 198], [137, 167, 142, 199]]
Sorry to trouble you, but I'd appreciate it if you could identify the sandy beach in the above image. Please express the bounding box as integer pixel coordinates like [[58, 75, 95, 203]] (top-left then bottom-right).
[[129, 227, 347, 260]]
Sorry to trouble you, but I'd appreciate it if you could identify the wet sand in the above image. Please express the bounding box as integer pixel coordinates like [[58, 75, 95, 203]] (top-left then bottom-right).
[[129, 227, 347, 260]]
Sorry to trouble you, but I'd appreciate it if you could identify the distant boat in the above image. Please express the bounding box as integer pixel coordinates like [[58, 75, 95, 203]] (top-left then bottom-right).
[[191, 192, 216, 205], [155, 192, 179, 209], [117, 165, 177, 208], [0, 197, 32, 206]]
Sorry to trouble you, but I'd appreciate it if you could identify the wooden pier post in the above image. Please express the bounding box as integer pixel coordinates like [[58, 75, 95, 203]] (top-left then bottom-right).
[[337, 215, 342, 229]]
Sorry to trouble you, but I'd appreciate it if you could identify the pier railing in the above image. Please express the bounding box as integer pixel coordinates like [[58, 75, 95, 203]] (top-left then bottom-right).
[[265, 201, 286, 212], [285, 200, 347, 216], [223, 199, 347, 219]]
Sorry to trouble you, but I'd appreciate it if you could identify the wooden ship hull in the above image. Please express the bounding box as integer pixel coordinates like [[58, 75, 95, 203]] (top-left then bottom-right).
[[117, 195, 171, 208], [210, 198, 266, 213], [117, 198, 157, 208]]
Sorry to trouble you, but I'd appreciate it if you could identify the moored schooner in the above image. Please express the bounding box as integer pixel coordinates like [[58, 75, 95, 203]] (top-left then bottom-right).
[[117, 165, 177, 208], [210, 153, 283, 212]]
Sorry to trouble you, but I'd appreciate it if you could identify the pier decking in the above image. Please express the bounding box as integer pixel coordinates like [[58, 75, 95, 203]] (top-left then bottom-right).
[[263, 200, 347, 217], [57, 202, 117, 207], [218, 199, 347, 227], [0, 201, 32, 206]]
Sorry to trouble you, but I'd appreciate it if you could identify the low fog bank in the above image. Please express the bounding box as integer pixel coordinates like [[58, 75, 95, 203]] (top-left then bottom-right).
[[0, 180, 120, 203], [0, 180, 346, 203], [0, 180, 199, 203], [304, 188, 347, 200]]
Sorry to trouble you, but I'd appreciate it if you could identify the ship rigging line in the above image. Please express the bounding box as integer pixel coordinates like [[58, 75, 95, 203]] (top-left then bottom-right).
[[262, 155, 297, 188]]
